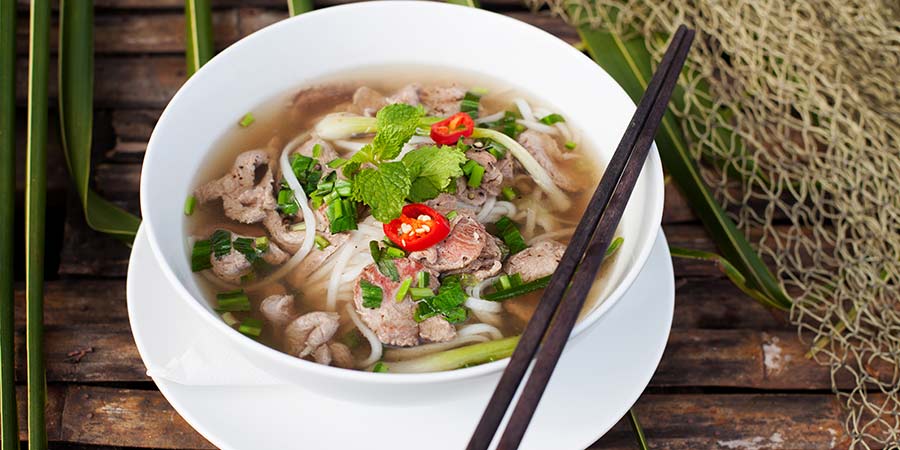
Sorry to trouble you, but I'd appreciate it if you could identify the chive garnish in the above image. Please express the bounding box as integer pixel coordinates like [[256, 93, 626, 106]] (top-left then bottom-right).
[[410, 287, 435, 300], [216, 289, 251, 312], [191, 239, 213, 272], [184, 195, 196, 216], [360, 280, 384, 309], [539, 113, 565, 125], [221, 312, 240, 327], [255, 236, 268, 252], [565, 141, 577, 150], [312, 143, 323, 158], [239, 112, 255, 128], [417, 271, 429, 289], [372, 362, 389, 373], [494, 216, 528, 254], [238, 318, 264, 337], [384, 246, 405, 259], [483, 275, 551, 301], [315, 235, 331, 250], [327, 158, 348, 169], [395, 277, 413, 302], [446, 210, 458, 221], [210, 229, 232, 258], [501, 186, 517, 201], [462, 159, 478, 176], [467, 163, 485, 188]]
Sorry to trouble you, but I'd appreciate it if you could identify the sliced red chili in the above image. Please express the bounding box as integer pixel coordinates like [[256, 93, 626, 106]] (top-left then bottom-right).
[[430, 112, 475, 145], [383, 204, 451, 252]]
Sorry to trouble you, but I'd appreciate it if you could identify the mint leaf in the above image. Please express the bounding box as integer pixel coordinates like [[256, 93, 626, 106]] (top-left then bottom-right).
[[402, 145, 467, 202], [352, 104, 424, 166], [351, 161, 411, 222]]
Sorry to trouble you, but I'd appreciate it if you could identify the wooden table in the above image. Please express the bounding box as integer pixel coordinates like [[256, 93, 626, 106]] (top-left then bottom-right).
[[9, 1, 851, 448]]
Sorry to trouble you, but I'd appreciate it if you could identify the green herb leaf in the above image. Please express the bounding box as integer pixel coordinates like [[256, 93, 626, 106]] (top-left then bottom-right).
[[372, 361, 389, 373], [402, 145, 467, 202], [539, 113, 565, 125], [210, 229, 232, 258], [360, 280, 384, 309], [413, 277, 468, 323], [351, 161, 411, 222]]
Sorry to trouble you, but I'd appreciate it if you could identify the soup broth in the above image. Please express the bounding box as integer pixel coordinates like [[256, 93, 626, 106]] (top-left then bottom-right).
[[186, 66, 615, 372]]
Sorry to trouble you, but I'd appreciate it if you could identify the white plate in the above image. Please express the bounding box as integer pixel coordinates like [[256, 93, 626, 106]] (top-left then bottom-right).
[[127, 227, 674, 450]]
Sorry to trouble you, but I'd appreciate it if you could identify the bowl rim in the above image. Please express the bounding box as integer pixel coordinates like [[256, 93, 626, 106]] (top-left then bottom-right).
[[140, 0, 665, 384]]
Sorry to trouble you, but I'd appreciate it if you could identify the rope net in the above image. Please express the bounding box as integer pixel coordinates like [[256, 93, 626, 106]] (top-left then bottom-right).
[[527, 0, 900, 447]]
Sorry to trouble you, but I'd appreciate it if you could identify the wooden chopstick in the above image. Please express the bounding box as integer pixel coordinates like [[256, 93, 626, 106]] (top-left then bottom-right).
[[467, 25, 695, 450]]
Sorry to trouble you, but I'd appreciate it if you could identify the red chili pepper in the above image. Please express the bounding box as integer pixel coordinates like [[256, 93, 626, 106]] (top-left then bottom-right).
[[383, 204, 451, 252], [430, 112, 475, 145]]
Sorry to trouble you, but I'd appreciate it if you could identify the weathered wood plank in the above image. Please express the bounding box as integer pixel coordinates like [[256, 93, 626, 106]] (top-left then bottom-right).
[[673, 278, 788, 330], [20, 386, 850, 449], [16, 0, 531, 11], [15, 385, 66, 442], [13, 280, 129, 326]]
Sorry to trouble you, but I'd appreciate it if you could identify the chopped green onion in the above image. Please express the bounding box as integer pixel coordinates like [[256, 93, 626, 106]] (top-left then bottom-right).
[[384, 246, 406, 259], [461, 159, 478, 176], [606, 236, 624, 257], [216, 289, 251, 312], [255, 236, 269, 252], [467, 163, 485, 188], [501, 186, 517, 201], [460, 90, 482, 119], [496, 275, 512, 291], [239, 112, 255, 128], [277, 187, 300, 216], [539, 113, 565, 125], [510, 273, 524, 287], [395, 277, 413, 302], [446, 210, 458, 221], [327, 158, 348, 169], [210, 229, 232, 258], [483, 275, 551, 301], [360, 280, 384, 309], [221, 312, 240, 327], [291, 222, 307, 232], [470, 86, 489, 96], [372, 362, 389, 373], [410, 287, 435, 300], [315, 235, 331, 250], [494, 217, 527, 254], [184, 195, 196, 216], [238, 317, 264, 337], [334, 180, 353, 197], [417, 271, 430, 289], [312, 143, 323, 158], [327, 198, 358, 234], [233, 237, 259, 262], [369, 241, 399, 281], [565, 141, 577, 150], [191, 239, 213, 271]]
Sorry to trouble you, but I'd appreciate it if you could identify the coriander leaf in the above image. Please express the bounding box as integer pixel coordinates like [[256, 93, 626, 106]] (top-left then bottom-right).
[[351, 161, 411, 222], [402, 145, 467, 202], [360, 280, 384, 309]]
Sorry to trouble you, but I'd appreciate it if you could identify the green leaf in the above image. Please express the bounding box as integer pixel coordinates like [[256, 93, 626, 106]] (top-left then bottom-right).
[[59, 0, 140, 243], [287, 0, 313, 16], [371, 103, 424, 162], [0, 0, 17, 446], [185, 0, 213, 77], [578, 22, 791, 310], [628, 409, 649, 450], [351, 162, 411, 223], [402, 144, 467, 202]]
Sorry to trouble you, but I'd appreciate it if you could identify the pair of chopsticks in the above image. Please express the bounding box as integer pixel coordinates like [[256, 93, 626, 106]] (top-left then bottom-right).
[[467, 25, 696, 450]]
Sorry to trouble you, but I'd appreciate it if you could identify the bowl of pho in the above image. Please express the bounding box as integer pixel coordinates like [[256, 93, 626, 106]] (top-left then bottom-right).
[[140, 1, 664, 402]]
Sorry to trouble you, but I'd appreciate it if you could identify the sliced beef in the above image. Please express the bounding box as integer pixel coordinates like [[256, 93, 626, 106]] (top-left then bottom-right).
[[295, 136, 339, 165], [450, 235, 503, 280], [194, 150, 276, 224], [424, 193, 461, 215], [283, 311, 341, 358], [419, 85, 467, 116], [209, 231, 289, 284], [409, 214, 487, 273], [352, 84, 421, 117], [259, 294, 298, 331], [263, 211, 306, 254], [419, 316, 457, 343], [328, 342, 355, 369], [504, 239, 566, 282], [386, 84, 420, 107], [352, 259, 442, 347], [291, 84, 355, 120], [516, 130, 583, 192]]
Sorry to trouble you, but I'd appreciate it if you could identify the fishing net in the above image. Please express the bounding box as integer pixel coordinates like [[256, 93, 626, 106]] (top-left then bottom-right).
[[526, 0, 900, 447]]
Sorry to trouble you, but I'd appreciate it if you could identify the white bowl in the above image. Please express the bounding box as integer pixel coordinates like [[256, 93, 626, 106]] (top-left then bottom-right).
[[140, 1, 664, 403]]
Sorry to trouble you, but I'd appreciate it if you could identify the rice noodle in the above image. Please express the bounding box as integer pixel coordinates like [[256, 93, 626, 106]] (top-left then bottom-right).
[[465, 296, 504, 313], [468, 275, 501, 299], [245, 133, 316, 289], [345, 302, 382, 368], [516, 119, 559, 135], [513, 98, 535, 122], [327, 235, 362, 311], [524, 208, 537, 239], [555, 121, 573, 143], [474, 110, 506, 124], [383, 335, 489, 362], [458, 323, 504, 340], [476, 196, 497, 223]]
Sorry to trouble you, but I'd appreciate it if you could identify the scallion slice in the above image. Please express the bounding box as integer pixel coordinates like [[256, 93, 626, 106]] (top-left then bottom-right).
[[417, 271, 429, 289], [277, 187, 300, 216], [184, 195, 196, 216], [238, 318, 264, 337], [360, 280, 384, 309], [239, 112, 255, 128], [539, 113, 565, 125], [460, 90, 482, 119], [315, 235, 331, 250], [291, 222, 306, 232], [565, 141, 577, 150], [494, 217, 527, 254], [510, 273, 524, 287], [446, 210, 458, 221], [255, 236, 269, 252], [210, 229, 232, 258], [462, 159, 478, 176], [384, 246, 405, 259], [410, 287, 435, 300], [483, 275, 551, 301], [327, 158, 348, 169], [216, 289, 251, 312], [312, 143, 323, 158], [395, 277, 413, 302], [372, 362, 389, 373], [191, 239, 213, 272], [221, 312, 240, 327], [501, 186, 517, 201], [467, 163, 485, 188], [496, 274, 512, 291]]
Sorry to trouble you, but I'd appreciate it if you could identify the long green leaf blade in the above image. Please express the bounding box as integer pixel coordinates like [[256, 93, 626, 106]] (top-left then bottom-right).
[[26, 0, 50, 448], [185, 0, 213, 77], [0, 0, 18, 447], [287, 0, 313, 16], [59, 0, 140, 242], [628, 409, 649, 450], [578, 25, 791, 310]]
